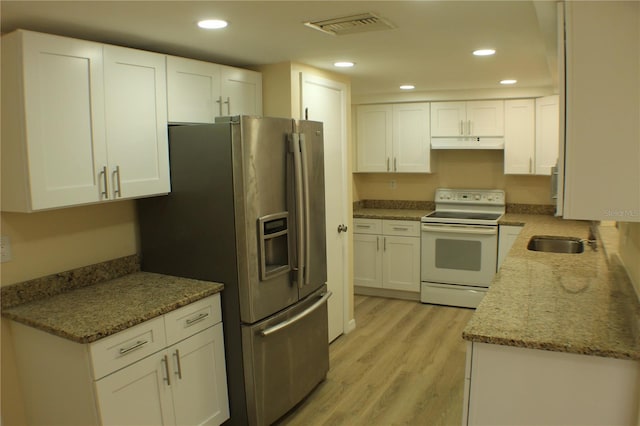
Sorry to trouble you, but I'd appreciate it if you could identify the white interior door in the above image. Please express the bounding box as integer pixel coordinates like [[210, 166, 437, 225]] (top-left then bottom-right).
[[300, 73, 349, 343]]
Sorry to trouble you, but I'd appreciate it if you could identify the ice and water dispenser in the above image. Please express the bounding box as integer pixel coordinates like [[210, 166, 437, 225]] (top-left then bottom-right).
[[258, 212, 290, 280]]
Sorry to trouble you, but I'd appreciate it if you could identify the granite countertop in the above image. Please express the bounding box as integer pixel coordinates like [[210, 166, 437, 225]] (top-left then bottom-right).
[[353, 207, 431, 221], [2, 271, 223, 343], [464, 213, 640, 360]]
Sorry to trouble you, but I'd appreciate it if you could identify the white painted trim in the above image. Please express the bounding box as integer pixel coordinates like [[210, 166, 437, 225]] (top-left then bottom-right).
[[299, 72, 351, 339]]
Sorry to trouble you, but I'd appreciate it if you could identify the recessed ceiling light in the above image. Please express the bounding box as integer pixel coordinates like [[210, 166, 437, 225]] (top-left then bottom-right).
[[473, 49, 496, 56], [334, 61, 355, 68], [399, 85, 415, 90], [500, 79, 517, 85], [197, 19, 228, 29]]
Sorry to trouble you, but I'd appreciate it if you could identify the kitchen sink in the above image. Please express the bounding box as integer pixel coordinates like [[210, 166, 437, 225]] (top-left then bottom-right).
[[527, 235, 585, 254]]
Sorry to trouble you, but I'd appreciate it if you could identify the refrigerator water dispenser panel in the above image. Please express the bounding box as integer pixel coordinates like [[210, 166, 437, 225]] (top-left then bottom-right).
[[259, 212, 291, 280]]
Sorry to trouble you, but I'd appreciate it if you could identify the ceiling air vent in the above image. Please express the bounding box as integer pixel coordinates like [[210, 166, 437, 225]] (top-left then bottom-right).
[[304, 12, 396, 36]]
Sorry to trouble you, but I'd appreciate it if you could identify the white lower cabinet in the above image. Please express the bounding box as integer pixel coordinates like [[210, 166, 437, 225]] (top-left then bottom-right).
[[353, 218, 421, 293], [11, 294, 229, 426], [464, 342, 640, 425]]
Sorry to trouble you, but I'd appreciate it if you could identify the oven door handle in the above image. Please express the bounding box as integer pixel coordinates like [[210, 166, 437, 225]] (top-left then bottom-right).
[[421, 224, 497, 235]]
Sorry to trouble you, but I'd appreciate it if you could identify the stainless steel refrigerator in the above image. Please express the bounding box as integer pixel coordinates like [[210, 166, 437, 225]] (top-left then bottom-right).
[[137, 116, 330, 426]]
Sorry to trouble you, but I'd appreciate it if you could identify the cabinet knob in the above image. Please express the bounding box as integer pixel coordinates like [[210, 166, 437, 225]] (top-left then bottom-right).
[[337, 224, 348, 233]]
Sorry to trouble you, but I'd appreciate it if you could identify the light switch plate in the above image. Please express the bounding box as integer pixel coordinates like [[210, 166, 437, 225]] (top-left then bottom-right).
[[1, 235, 13, 262]]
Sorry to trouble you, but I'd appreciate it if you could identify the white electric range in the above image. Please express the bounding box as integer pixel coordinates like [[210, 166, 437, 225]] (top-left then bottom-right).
[[420, 188, 505, 308]]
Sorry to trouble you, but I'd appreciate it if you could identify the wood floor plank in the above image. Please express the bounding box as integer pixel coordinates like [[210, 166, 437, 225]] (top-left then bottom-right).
[[276, 296, 474, 426]]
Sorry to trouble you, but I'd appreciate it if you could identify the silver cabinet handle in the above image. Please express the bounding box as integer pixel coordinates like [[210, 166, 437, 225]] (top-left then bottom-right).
[[376, 236, 380, 251], [467, 120, 472, 135], [383, 236, 387, 251], [260, 291, 332, 337], [356, 224, 371, 229], [392, 226, 409, 231], [185, 312, 209, 326], [216, 96, 223, 116], [162, 354, 171, 386], [174, 350, 182, 380], [394, 157, 397, 172], [99, 166, 109, 199], [113, 166, 122, 198], [386, 157, 390, 171], [224, 97, 231, 115], [119, 339, 149, 355], [460, 120, 464, 135]]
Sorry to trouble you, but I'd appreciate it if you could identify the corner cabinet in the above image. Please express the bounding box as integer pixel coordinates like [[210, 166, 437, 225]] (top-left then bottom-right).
[[353, 218, 421, 293], [504, 96, 559, 176], [355, 103, 433, 173], [166, 55, 262, 124], [1, 30, 170, 212], [11, 294, 230, 426]]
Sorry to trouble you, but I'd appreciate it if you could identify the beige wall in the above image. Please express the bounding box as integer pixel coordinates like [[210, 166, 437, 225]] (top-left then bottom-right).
[[1, 200, 138, 425], [353, 150, 552, 204]]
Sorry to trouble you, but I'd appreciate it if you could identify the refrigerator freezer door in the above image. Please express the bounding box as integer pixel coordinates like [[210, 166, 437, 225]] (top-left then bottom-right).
[[241, 286, 330, 425]]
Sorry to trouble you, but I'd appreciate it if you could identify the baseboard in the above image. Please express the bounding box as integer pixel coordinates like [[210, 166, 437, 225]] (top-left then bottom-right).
[[354, 286, 420, 302], [344, 318, 356, 334]]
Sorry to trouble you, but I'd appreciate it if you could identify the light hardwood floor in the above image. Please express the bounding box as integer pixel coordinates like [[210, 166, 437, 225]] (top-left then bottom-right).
[[276, 295, 475, 426]]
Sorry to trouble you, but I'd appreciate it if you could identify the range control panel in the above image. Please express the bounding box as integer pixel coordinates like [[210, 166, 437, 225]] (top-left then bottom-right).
[[435, 188, 505, 205]]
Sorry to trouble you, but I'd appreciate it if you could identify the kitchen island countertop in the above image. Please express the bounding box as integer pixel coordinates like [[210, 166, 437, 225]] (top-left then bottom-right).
[[464, 213, 640, 360], [2, 271, 223, 343]]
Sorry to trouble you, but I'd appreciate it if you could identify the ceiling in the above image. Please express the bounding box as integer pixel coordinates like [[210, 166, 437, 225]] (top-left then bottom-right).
[[0, 1, 559, 98]]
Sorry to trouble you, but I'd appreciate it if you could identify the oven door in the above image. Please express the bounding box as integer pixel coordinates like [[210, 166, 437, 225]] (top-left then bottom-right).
[[421, 223, 498, 287]]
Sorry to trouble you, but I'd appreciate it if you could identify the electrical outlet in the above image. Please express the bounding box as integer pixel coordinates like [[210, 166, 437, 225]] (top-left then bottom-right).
[[1, 236, 12, 262], [390, 180, 397, 190]]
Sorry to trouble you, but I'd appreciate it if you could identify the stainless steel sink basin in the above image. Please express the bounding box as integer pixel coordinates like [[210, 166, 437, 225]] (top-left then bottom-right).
[[527, 235, 585, 254]]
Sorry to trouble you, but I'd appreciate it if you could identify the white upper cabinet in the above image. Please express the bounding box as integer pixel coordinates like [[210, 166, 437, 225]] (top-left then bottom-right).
[[166, 56, 222, 123], [103, 45, 170, 200], [504, 99, 535, 174], [1, 30, 108, 212], [166, 57, 262, 123], [220, 65, 263, 116], [431, 100, 504, 137], [356, 103, 433, 173], [1, 30, 170, 212], [563, 2, 639, 221], [504, 96, 559, 176], [534, 95, 560, 175]]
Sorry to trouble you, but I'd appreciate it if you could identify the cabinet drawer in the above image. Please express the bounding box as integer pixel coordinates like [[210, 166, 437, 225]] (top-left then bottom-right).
[[383, 220, 420, 237], [164, 294, 222, 346], [353, 218, 382, 235], [90, 316, 166, 380]]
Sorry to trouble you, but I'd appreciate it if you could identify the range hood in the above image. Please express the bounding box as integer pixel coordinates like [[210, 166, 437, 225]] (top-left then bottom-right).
[[431, 137, 504, 150]]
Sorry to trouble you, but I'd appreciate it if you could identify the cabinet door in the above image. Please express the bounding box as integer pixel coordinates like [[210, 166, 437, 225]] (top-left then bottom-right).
[[170, 325, 229, 426], [220, 65, 262, 116], [95, 353, 175, 426], [103, 45, 170, 200], [535, 95, 559, 175], [166, 56, 222, 124], [466, 100, 504, 137], [356, 104, 393, 172], [353, 234, 383, 288], [430, 102, 466, 136], [497, 225, 523, 270], [504, 99, 535, 174], [4, 31, 108, 211], [382, 236, 420, 293], [392, 103, 432, 173]]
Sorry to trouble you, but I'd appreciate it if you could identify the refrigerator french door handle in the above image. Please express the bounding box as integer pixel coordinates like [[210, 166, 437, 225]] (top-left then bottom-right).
[[291, 133, 305, 289], [259, 291, 332, 337], [299, 133, 311, 286]]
